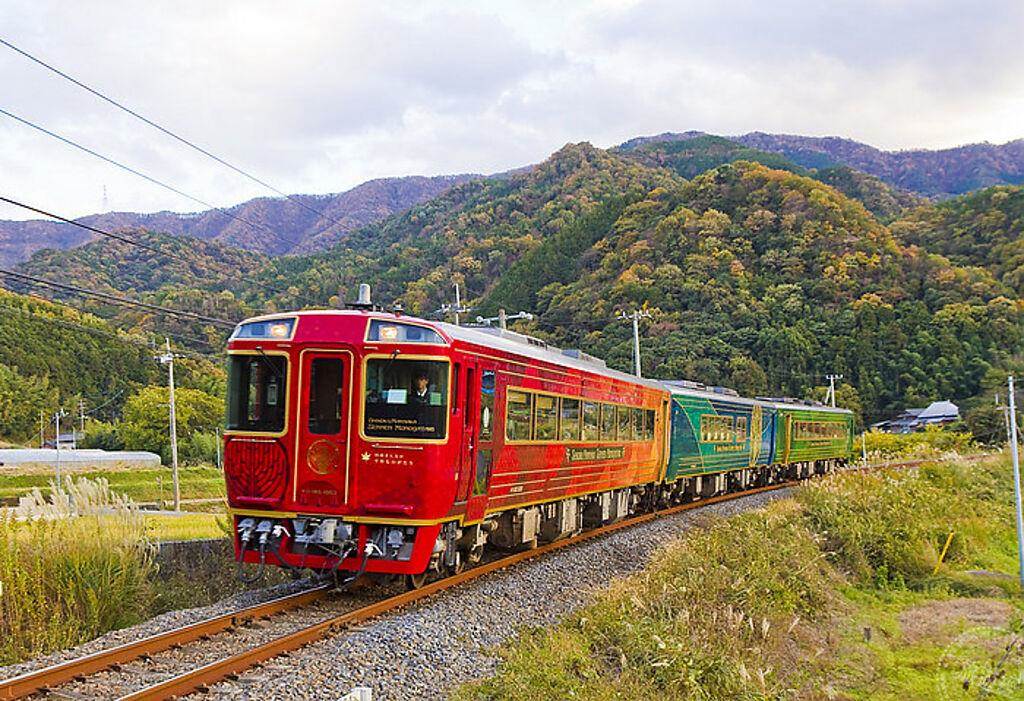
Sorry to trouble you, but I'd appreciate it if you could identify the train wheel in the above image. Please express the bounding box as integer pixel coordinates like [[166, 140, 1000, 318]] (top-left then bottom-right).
[[405, 571, 429, 590]]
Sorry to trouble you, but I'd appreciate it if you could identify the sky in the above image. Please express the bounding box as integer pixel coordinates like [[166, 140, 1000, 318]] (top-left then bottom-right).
[[1, 0, 1022, 220]]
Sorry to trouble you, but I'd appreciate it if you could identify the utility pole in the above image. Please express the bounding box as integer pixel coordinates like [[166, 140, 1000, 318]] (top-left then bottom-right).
[[617, 309, 652, 378], [78, 397, 86, 441], [436, 283, 470, 326], [53, 408, 67, 486], [1008, 376, 1024, 589], [825, 374, 843, 407], [158, 338, 180, 511], [39, 409, 45, 448]]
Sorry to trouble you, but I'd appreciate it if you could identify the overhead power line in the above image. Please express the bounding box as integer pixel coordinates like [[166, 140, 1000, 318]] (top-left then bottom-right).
[[0, 37, 346, 233], [0, 194, 293, 302], [0, 267, 235, 327], [0, 107, 306, 251]]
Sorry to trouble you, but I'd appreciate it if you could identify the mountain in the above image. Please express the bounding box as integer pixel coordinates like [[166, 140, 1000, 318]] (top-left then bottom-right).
[[8, 139, 1024, 429], [233, 143, 1021, 423], [619, 132, 1024, 198], [0, 174, 476, 266], [617, 135, 923, 221], [243, 142, 683, 314], [891, 185, 1024, 295]]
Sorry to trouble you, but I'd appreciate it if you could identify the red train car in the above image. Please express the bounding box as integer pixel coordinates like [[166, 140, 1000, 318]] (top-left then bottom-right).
[[224, 293, 670, 586]]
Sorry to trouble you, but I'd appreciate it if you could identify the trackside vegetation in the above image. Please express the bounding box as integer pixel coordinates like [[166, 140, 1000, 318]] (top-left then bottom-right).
[[0, 477, 271, 665], [459, 455, 1024, 700], [0, 479, 156, 664]]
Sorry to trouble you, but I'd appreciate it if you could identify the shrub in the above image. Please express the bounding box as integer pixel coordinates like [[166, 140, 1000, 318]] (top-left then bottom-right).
[[180, 431, 220, 465], [797, 457, 1010, 588], [79, 420, 125, 451], [861, 424, 975, 459]]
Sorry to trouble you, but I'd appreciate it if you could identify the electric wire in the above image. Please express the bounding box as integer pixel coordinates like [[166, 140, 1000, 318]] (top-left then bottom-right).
[[0, 107, 307, 251], [0, 36, 349, 233], [0, 195, 296, 302], [0, 268, 235, 327]]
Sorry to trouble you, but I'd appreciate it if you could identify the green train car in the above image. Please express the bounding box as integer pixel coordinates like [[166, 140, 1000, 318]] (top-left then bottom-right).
[[658, 381, 854, 501]]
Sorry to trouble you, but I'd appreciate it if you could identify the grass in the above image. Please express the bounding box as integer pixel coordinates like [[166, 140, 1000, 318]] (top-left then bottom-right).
[[458, 455, 1024, 701], [0, 465, 225, 508], [0, 478, 157, 664], [142, 512, 229, 541], [0, 477, 283, 666]]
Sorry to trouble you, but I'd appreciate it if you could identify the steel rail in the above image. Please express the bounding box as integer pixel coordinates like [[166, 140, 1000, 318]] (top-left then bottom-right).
[[0, 585, 332, 700]]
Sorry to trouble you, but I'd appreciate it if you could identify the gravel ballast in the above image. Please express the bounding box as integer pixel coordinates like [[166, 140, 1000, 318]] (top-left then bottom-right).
[[0, 577, 319, 682], [202, 489, 793, 701]]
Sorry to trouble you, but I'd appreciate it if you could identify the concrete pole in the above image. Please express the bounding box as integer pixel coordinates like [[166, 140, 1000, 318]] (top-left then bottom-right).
[[631, 312, 642, 378], [1008, 376, 1024, 589], [54, 410, 62, 486], [165, 338, 181, 511], [454, 283, 461, 327], [498, 308, 507, 330]]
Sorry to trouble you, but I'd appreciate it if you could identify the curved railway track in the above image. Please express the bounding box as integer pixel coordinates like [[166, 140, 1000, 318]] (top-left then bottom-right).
[[0, 456, 987, 701]]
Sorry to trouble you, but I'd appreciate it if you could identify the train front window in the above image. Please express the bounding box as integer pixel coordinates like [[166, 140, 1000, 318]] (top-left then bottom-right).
[[227, 355, 288, 432], [308, 358, 344, 435], [363, 358, 449, 440]]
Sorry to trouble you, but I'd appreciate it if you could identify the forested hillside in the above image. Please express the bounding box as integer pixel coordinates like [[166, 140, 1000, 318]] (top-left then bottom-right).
[[0, 290, 157, 440], [891, 185, 1024, 295], [617, 135, 923, 221], [5, 139, 1024, 438], [238, 146, 1023, 425]]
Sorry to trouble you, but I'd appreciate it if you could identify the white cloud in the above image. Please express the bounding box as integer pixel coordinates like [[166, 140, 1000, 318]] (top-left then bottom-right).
[[0, 0, 1021, 221]]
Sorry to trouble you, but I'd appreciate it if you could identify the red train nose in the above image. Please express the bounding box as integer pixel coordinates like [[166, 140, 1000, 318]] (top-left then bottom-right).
[[224, 437, 289, 507]]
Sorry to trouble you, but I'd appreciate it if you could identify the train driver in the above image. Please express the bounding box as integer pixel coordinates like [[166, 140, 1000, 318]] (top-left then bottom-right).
[[410, 369, 432, 406]]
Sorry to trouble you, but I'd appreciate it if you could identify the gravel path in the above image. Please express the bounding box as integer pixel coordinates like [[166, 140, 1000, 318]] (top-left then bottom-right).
[[202, 489, 793, 701]]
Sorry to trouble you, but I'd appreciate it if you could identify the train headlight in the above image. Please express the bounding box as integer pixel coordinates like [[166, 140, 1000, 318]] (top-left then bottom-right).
[[269, 322, 291, 338]]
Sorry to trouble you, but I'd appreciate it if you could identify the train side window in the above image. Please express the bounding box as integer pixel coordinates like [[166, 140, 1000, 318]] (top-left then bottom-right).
[[560, 397, 581, 442], [582, 401, 600, 441], [534, 395, 558, 441], [631, 408, 643, 442], [643, 409, 655, 440], [736, 416, 747, 443], [308, 358, 344, 435], [599, 403, 616, 441], [479, 370, 495, 442], [617, 406, 632, 441], [506, 390, 533, 442]]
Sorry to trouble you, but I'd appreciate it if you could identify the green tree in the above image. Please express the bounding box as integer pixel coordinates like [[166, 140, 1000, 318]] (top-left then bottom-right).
[[728, 355, 768, 397], [119, 385, 223, 463]]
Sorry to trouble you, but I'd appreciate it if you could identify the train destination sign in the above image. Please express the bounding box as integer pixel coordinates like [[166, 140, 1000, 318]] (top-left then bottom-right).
[[566, 446, 625, 463]]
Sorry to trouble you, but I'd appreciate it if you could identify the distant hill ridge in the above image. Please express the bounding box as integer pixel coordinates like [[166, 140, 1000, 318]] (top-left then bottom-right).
[[618, 131, 1024, 197], [0, 174, 476, 266]]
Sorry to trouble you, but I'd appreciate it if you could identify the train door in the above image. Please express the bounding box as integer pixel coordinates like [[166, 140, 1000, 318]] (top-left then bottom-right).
[[454, 359, 479, 503], [295, 350, 352, 508], [463, 366, 496, 522]]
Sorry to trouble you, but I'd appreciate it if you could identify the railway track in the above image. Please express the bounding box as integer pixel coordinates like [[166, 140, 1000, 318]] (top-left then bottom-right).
[[0, 455, 988, 701]]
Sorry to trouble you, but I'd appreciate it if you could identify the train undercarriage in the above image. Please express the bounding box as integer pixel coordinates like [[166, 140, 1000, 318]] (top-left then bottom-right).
[[235, 457, 846, 590]]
